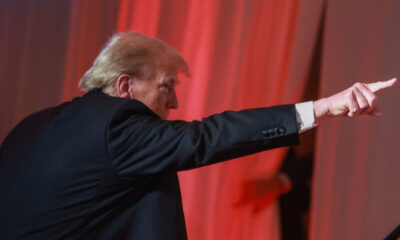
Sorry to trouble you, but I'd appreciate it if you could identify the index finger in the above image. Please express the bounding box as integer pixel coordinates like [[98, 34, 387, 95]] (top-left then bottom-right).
[[367, 78, 397, 93]]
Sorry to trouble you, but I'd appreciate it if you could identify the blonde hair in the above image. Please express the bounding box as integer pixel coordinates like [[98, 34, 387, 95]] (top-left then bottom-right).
[[79, 31, 189, 92]]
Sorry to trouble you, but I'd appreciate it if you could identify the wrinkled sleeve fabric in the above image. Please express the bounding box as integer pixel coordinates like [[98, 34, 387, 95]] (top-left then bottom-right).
[[107, 100, 299, 177]]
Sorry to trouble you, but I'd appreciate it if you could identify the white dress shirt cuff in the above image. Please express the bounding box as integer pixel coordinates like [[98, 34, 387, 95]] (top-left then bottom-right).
[[295, 101, 318, 133]]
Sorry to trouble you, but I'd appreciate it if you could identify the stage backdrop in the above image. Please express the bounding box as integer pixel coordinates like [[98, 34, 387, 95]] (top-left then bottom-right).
[[1, 1, 399, 240], [310, 0, 400, 239], [62, 1, 323, 239], [0, 0, 322, 239]]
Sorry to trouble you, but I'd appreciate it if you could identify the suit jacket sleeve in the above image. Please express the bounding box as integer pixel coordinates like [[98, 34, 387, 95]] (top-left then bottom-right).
[[107, 100, 299, 176]]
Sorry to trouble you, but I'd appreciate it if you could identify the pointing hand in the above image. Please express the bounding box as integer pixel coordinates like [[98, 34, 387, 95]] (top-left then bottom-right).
[[313, 78, 397, 121]]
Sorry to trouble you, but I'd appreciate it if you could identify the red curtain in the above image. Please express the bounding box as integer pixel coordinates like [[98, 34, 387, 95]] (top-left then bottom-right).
[[0, 0, 71, 142], [113, 1, 321, 240], [2, 1, 400, 239], [61, 0, 120, 101], [310, 1, 400, 239], [0, 0, 322, 239]]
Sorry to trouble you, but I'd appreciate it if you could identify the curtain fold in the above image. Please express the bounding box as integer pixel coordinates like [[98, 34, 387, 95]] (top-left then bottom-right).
[[61, 0, 120, 101], [311, 1, 400, 239], [0, 0, 71, 142], [115, 1, 322, 239], [0, 1, 324, 239]]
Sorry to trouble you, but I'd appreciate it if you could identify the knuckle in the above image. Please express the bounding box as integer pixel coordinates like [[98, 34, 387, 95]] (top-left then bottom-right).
[[359, 103, 368, 109], [371, 96, 377, 105]]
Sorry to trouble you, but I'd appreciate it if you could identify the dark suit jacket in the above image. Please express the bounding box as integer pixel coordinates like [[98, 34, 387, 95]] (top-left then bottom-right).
[[0, 90, 299, 239]]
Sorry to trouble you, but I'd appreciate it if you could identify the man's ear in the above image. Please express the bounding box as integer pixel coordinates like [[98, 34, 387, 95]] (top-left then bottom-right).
[[115, 74, 134, 98]]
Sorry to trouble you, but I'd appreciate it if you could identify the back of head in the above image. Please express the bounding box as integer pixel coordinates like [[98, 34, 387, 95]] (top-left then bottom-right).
[[79, 31, 189, 93]]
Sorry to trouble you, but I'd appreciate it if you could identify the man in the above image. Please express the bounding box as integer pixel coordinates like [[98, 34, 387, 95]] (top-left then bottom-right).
[[0, 31, 396, 240]]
